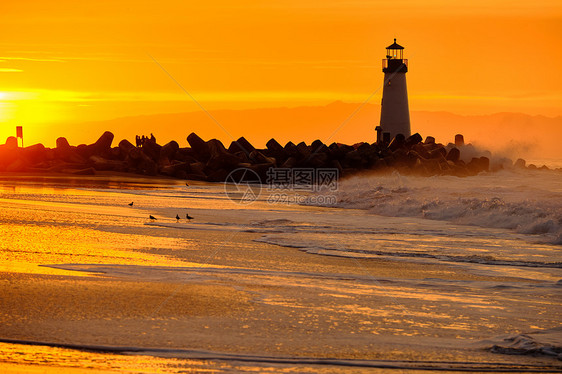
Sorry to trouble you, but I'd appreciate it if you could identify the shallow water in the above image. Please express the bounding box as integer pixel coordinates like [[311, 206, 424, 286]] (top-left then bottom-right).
[[0, 171, 561, 372]]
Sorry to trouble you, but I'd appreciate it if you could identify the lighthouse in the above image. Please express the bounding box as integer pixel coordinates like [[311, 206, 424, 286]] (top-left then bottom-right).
[[379, 39, 411, 141]]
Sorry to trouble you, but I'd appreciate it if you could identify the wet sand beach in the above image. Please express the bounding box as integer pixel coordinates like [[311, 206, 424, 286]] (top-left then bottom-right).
[[2, 259, 559, 372], [0, 174, 560, 372]]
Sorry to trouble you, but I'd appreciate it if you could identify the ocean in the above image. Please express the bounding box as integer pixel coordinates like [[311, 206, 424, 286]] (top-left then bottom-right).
[[0, 168, 560, 373]]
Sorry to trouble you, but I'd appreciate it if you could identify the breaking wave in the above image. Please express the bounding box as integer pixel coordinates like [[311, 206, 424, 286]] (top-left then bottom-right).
[[316, 170, 562, 245]]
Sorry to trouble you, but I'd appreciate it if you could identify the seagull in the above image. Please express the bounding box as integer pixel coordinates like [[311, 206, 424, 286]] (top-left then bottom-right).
[[185, 182, 189, 187], [128, 202, 134, 206], [186, 213, 194, 221], [149, 215, 156, 221], [176, 214, 180, 222]]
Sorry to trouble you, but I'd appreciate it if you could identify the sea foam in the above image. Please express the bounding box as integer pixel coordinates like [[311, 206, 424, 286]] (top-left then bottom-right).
[[313, 170, 562, 245]]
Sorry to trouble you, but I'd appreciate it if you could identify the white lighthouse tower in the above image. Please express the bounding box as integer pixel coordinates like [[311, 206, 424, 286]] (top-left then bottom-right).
[[379, 39, 411, 141]]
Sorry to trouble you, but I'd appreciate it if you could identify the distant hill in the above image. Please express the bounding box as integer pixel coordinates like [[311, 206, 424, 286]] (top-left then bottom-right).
[[72, 101, 561, 159], [75, 101, 378, 149]]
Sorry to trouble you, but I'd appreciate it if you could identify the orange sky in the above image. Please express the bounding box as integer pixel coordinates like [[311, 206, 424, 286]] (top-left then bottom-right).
[[0, 0, 561, 147]]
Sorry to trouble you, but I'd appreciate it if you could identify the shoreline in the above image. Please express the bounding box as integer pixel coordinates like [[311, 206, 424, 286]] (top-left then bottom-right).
[[0, 161, 559, 190], [0, 170, 181, 185], [1, 339, 560, 373]]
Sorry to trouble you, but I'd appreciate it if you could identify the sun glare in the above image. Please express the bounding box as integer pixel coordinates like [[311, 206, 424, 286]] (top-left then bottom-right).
[[0, 91, 67, 146]]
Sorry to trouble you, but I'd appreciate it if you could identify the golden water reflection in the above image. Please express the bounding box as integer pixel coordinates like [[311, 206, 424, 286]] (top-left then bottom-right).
[[0, 195, 199, 276], [0, 223, 191, 276], [0, 342, 227, 373]]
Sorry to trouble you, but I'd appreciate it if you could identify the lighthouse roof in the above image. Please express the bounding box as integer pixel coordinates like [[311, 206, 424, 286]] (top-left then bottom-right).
[[386, 38, 404, 50]]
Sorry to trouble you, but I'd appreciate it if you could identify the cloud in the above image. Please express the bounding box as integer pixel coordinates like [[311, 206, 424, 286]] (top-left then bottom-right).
[[0, 56, 63, 62], [0, 89, 369, 103]]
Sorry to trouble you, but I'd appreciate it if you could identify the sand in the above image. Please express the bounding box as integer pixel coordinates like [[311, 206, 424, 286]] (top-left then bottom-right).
[[0, 244, 556, 360], [1, 176, 560, 372]]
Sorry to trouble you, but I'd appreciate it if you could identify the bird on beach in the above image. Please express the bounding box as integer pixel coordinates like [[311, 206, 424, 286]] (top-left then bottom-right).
[[176, 214, 180, 222], [186, 213, 194, 221], [149, 215, 156, 221], [128, 202, 134, 206]]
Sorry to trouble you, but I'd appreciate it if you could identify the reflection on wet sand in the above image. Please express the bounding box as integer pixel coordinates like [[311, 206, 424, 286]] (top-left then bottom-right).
[[0, 177, 560, 372]]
